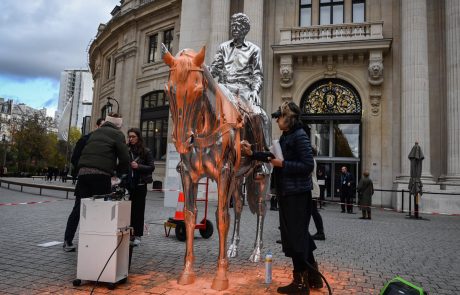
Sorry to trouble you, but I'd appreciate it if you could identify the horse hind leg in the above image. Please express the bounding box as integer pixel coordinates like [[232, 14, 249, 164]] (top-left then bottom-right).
[[246, 164, 270, 262], [227, 177, 244, 258]]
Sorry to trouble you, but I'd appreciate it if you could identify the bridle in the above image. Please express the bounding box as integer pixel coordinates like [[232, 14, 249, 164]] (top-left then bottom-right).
[[166, 66, 243, 171]]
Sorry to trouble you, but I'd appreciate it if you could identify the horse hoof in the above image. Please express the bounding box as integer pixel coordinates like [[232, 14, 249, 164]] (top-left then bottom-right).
[[249, 250, 261, 262], [211, 277, 229, 291], [178, 272, 195, 285], [227, 245, 238, 258]]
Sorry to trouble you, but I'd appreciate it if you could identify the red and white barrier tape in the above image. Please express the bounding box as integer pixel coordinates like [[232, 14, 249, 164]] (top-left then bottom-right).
[[0, 200, 65, 207]]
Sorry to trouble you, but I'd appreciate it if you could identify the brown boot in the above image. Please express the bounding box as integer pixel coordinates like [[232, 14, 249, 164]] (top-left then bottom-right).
[[306, 263, 323, 289], [277, 271, 309, 294]]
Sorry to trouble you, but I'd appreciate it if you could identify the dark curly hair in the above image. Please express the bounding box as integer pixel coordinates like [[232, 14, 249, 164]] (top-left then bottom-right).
[[127, 128, 147, 160]]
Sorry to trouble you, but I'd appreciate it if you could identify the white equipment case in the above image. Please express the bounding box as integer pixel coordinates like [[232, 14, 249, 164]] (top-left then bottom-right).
[[75, 199, 131, 286]]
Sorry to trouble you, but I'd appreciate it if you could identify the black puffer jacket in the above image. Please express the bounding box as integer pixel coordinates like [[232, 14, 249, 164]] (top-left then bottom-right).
[[274, 123, 314, 197], [78, 122, 129, 175], [128, 147, 155, 185]]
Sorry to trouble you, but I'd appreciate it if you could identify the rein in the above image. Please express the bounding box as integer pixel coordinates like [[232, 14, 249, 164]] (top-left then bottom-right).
[[168, 66, 243, 171]]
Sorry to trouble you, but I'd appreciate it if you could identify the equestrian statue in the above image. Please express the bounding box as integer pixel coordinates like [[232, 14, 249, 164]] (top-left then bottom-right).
[[161, 12, 271, 291]]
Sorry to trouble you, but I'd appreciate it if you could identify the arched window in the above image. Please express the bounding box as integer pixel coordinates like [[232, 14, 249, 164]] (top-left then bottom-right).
[[300, 79, 361, 117], [300, 79, 362, 201], [140, 90, 169, 161]]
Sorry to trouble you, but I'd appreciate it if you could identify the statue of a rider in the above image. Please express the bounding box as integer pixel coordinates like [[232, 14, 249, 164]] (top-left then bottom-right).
[[210, 13, 271, 262], [210, 13, 263, 106]]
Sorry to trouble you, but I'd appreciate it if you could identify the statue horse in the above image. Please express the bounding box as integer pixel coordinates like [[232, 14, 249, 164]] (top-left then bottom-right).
[[162, 45, 271, 290]]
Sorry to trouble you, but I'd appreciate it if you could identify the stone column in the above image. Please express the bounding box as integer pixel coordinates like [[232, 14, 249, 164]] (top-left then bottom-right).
[[445, 0, 460, 180], [244, 0, 263, 48], [400, 0, 431, 177], [209, 0, 230, 64]]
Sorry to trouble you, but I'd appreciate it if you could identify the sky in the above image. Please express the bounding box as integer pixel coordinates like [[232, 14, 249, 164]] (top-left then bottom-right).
[[0, 0, 117, 117]]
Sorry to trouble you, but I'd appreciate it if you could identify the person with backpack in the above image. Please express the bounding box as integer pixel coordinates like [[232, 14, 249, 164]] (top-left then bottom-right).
[[70, 118, 105, 179], [63, 114, 129, 252]]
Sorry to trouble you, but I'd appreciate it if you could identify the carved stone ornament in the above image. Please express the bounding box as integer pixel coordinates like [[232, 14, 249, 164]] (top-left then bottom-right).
[[370, 89, 382, 115], [324, 63, 337, 78], [368, 60, 384, 86], [280, 64, 293, 88]]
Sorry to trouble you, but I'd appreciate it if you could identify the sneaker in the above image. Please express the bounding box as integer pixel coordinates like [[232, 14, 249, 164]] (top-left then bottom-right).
[[133, 236, 141, 246], [63, 241, 76, 252], [312, 232, 326, 241]]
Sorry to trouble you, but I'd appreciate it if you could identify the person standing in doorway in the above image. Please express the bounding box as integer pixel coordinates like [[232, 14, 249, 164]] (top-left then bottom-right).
[[357, 171, 374, 220], [339, 166, 355, 213], [127, 128, 155, 246], [316, 167, 326, 208]]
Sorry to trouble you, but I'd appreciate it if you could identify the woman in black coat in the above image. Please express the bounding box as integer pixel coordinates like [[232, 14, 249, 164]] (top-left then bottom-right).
[[243, 101, 323, 294], [127, 128, 155, 246]]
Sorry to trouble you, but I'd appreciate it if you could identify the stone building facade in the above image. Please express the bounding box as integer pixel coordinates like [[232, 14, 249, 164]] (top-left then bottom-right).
[[88, 0, 460, 213]]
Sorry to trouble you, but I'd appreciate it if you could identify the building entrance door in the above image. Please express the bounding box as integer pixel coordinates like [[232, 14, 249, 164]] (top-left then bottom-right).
[[316, 160, 359, 202]]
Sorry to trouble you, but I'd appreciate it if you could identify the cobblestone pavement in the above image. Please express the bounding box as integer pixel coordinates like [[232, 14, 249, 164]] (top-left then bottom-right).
[[0, 180, 459, 294]]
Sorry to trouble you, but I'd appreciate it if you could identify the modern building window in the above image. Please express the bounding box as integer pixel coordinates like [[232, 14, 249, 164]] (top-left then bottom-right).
[[147, 34, 158, 63], [352, 0, 365, 23], [163, 29, 174, 52], [320, 0, 344, 25], [300, 0, 312, 27], [140, 90, 169, 161]]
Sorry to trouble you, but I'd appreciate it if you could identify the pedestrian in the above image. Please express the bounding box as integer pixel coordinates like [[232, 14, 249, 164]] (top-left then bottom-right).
[[316, 167, 326, 208], [357, 171, 374, 220], [311, 147, 325, 241], [338, 166, 355, 213], [269, 173, 278, 211], [127, 128, 155, 246], [242, 101, 323, 294], [61, 166, 69, 183], [63, 113, 129, 252]]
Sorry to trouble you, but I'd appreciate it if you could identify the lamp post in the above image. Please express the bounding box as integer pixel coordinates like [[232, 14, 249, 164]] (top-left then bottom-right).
[[106, 97, 120, 114], [2, 134, 6, 172], [65, 96, 75, 169]]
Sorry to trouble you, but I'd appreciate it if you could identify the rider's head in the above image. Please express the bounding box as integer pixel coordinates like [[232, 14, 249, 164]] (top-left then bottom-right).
[[230, 13, 250, 40]]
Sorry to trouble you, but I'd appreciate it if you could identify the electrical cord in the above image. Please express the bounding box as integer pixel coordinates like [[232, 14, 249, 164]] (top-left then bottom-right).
[[305, 261, 332, 295], [90, 228, 126, 294]]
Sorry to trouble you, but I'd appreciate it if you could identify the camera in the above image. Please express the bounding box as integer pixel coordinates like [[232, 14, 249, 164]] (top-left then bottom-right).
[[271, 109, 281, 119]]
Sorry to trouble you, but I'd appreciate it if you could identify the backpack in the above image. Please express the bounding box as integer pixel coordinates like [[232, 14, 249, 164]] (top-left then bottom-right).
[[70, 133, 91, 176]]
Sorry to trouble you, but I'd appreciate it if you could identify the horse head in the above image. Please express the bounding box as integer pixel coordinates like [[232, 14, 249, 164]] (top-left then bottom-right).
[[163, 45, 206, 153]]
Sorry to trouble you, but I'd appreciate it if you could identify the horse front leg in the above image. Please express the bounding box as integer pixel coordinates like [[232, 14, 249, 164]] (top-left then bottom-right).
[[211, 163, 234, 291], [178, 172, 198, 285], [227, 177, 244, 258], [246, 163, 270, 262]]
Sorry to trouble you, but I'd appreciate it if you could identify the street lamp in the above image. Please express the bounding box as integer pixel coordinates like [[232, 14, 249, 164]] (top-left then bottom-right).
[[2, 134, 7, 172], [106, 97, 120, 114]]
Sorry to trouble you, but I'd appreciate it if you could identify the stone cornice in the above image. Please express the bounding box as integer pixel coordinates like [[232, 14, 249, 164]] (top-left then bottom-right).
[[272, 38, 392, 56]]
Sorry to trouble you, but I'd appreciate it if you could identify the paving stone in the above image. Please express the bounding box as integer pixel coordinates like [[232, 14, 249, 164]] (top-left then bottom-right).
[[1, 183, 459, 294]]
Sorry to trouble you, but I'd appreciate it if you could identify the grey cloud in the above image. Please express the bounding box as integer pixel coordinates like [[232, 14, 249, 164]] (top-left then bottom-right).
[[0, 0, 116, 80]]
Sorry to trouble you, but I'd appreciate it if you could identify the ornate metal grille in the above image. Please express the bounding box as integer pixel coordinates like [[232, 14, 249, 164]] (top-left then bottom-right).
[[301, 79, 361, 115]]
